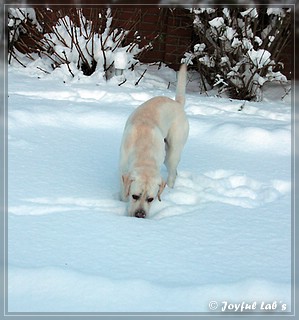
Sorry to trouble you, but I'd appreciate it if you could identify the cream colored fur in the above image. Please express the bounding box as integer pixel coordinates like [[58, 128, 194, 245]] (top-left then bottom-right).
[[119, 64, 189, 218]]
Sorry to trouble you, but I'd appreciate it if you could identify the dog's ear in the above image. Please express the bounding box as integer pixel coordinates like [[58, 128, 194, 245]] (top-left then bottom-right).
[[122, 174, 134, 198], [157, 180, 167, 201]]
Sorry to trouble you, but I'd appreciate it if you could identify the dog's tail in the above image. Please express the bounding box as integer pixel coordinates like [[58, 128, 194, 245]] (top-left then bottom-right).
[[175, 64, 187, 106]]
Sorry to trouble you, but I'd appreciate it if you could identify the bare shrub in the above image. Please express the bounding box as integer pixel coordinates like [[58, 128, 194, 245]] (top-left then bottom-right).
[[8, 8, 146, 77], [184, 8, 292, 101]]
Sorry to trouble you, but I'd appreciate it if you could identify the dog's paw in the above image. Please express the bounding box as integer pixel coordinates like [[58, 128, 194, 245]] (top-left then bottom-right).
[[167, 170, 178, 188], [166, 178, 176, 188]]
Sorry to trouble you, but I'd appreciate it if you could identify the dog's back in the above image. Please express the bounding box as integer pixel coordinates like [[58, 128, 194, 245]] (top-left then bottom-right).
[[119, 64, 189, 216]]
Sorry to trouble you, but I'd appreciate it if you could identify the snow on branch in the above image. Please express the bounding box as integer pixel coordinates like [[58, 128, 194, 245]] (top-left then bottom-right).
[[8, 8, 147, 79], [185, 7, 292, 101]]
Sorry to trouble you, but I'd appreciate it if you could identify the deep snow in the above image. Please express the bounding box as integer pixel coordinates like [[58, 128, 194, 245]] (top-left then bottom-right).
[[7, 62, 293, 313]]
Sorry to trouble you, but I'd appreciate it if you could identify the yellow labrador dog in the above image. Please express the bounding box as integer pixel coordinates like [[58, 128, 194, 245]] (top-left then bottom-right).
[[119, 64, 189, 218]]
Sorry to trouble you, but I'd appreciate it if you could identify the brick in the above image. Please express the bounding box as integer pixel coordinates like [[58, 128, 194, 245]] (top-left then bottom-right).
[[165, 53, 184, 64], [113, 8, 142, 22], [165, 35, 179, 45], [142, 12, 160, 24], [165, 43, 182, 53], [139, 50, 165, 63], [177, 37, 191, 46], [138, 22, 159, 33]]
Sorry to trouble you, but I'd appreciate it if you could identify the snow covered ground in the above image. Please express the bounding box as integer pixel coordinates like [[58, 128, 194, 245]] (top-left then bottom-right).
[[7, 62, 293, 313]]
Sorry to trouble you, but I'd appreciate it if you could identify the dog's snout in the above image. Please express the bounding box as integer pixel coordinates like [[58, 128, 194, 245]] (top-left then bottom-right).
[[135, 209, 146, 218]]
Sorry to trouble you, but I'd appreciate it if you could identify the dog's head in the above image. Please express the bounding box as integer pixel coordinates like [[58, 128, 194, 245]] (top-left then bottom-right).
[[122, 171, 166, 218]]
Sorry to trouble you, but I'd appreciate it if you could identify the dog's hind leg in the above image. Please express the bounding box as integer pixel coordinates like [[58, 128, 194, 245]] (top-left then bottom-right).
[[164, 138, 176, 188], [164, 119, 189, 188], [164, 145, 181, 188]]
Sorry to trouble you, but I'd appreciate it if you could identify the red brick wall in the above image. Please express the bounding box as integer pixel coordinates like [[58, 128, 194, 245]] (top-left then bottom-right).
[[110, 8, 193, 69], [111, 7, 294, 76], [14, 7, 192, 70], [11, 7, 294, 76]]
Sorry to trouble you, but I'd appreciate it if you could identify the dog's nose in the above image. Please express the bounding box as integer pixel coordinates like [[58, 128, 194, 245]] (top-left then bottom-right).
[[135, 209, 146, 218]]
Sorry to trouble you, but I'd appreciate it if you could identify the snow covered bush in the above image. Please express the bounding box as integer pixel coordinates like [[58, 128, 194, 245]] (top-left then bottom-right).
[[8, 8, 143, 78], [185, 8, 292, 101]]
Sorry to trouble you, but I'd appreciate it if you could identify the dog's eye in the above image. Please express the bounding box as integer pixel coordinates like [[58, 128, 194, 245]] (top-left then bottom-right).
[[132, 195, 140, 201], [147, 197, 154, 203]]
